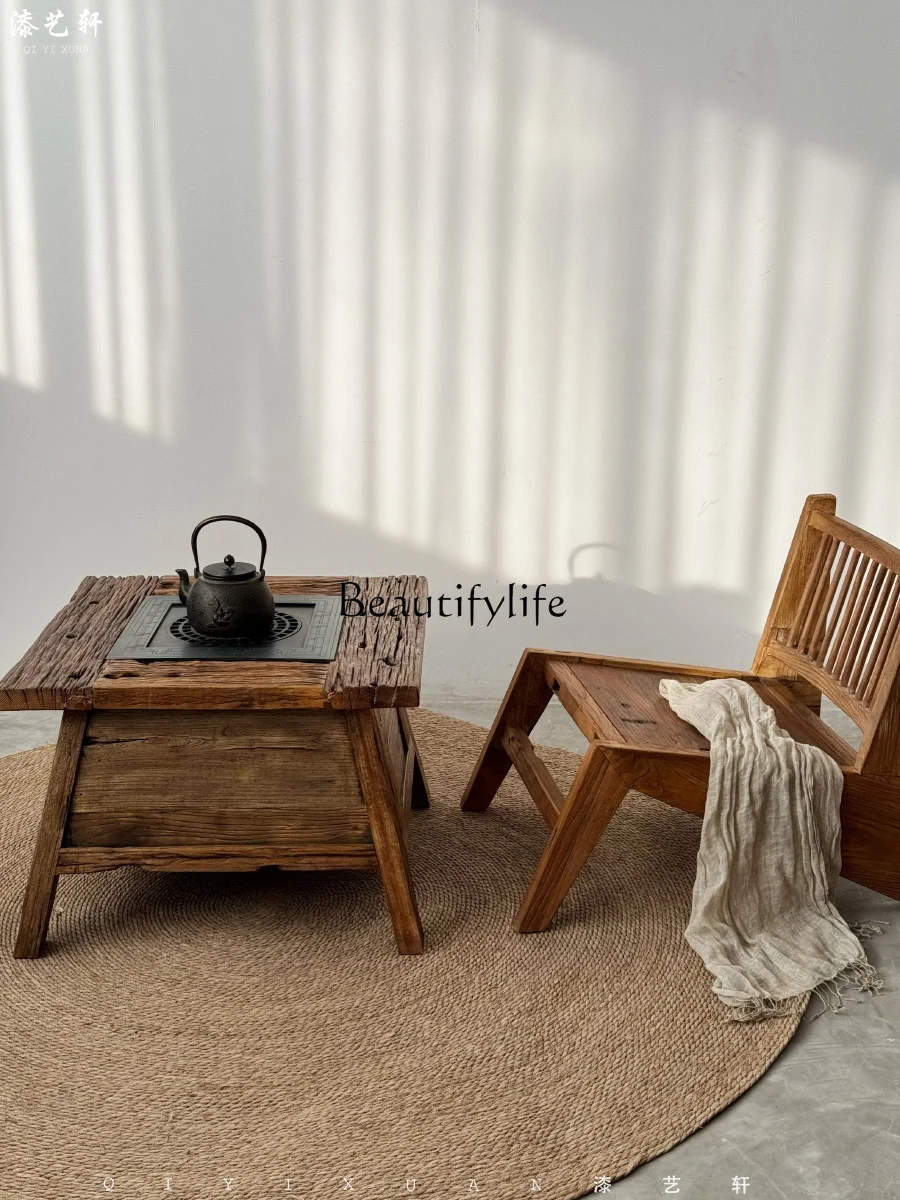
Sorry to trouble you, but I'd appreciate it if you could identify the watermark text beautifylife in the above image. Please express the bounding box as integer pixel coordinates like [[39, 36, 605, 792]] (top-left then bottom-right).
[[341, 581, 566, 627]]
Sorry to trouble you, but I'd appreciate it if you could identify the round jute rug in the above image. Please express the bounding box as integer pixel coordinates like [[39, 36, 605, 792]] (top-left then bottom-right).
[[0, 710, 806, 1200]]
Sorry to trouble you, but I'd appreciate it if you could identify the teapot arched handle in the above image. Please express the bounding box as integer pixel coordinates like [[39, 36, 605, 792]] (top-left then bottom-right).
[[190, 515, 268, 578]]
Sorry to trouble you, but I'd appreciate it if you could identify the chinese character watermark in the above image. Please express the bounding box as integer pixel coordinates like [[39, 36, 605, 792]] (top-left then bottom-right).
[[11, 7, 101, 40], [44, 8, 67, 34], [77, 8, 100, 35], [11, 8, 38, 35]]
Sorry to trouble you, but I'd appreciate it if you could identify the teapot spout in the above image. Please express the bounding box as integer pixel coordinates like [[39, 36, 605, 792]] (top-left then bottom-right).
[[176, 568, 192, 606]]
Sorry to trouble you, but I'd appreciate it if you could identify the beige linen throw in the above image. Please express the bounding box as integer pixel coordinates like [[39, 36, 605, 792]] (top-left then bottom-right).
[[659, 677, 884, 1021]]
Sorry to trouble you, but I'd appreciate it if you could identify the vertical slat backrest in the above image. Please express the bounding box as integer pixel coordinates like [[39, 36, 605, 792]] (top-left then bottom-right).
[[753, 495, 900, 774]]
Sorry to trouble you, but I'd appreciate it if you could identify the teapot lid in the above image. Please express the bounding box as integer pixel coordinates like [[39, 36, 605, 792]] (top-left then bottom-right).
[[202, 554, 257, 581]]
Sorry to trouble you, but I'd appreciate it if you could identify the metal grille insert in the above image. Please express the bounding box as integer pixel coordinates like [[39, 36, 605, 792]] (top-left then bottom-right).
[[169, 612, 301, 646]]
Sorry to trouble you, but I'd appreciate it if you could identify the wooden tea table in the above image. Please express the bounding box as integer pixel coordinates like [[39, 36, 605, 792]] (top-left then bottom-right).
[[0, 575, 430, 956]]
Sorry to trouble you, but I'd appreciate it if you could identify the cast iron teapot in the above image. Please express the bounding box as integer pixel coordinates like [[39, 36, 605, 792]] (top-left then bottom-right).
[[176, 515, 276, 640]]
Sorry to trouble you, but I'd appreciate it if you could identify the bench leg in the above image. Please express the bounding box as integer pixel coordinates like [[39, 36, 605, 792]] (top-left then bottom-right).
[[461, 649, 554, 812], [347, 710, 424, 954], [14, 710, 88, 959], [515, 743, 628, 933]]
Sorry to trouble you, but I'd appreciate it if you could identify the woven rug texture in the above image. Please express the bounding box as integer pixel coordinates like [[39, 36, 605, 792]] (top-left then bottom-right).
[[0, 709, 806, 1200]]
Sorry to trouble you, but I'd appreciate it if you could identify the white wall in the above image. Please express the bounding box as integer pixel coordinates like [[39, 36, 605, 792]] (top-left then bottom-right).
[[2, 0, 900, 699]]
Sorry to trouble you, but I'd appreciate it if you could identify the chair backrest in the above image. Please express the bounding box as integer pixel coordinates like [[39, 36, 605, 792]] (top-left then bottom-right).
[[753, 494, 900, 775]]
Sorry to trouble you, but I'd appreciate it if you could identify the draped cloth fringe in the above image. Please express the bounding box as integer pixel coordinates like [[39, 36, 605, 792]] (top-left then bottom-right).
[[659, 678, 887, 1024]]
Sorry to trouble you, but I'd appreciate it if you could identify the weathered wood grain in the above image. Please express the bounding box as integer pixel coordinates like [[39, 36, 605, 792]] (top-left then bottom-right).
[[1, 574, 428, 712], [93, 659, 330, 710], [460, 648, 555, 811], [765, 644, 870, 730], [539, 650, 748, 678], [14, 711, 88, 957], [65, 809, 372, 847], [751, 679, 856, 765], [546, 659, 625, 744], [860, 663, 900, 776], [90, 575, 428, 711], [326, 576, 428, 709], [548, 656, 855, 762], [501, 725, 563, 829], [69, 749, 363, 812], [571, 663, 711, 750], [602, 745, 710, 815], [83, 708, 347, 750], [347, 709, 424, 953], [514, 743, 629, 933], [7, 575, 429, 957], [810, 510, 900, 575], [752, 494, 836, 678], [373, 707, 406, 815], [56, 845, 378, 873], [838, 771, 900, 900], [0, 576, 160, 710], [751, 499, 900, 772], [66, 709, 368, 847]]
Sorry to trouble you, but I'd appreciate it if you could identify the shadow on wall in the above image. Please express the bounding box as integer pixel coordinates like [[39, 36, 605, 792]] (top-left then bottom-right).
[[421, 575, 760, 700], [2, 0, 900, 692], [1, 379, 758, 693]]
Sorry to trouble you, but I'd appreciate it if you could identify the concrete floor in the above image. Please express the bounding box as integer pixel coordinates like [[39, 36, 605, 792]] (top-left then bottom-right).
[[2, 701, 897, 1198]]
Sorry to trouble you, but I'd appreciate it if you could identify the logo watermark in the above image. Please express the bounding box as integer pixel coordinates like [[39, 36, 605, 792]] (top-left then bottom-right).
[[340, 581, 567, 627], [11, 7, 101, 52]]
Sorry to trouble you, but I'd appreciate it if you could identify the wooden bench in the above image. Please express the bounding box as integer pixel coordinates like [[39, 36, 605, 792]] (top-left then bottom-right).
[[461, 495, 900, 931]]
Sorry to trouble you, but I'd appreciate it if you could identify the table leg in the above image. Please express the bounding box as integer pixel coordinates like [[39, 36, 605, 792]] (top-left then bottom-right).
[[398, 708, 430, 809], [347, 710, 424, 954], [14, 710, 88, 958]]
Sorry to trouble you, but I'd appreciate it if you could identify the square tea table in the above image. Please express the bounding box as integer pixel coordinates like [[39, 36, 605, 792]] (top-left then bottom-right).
[[0, 575, 430, 956]]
